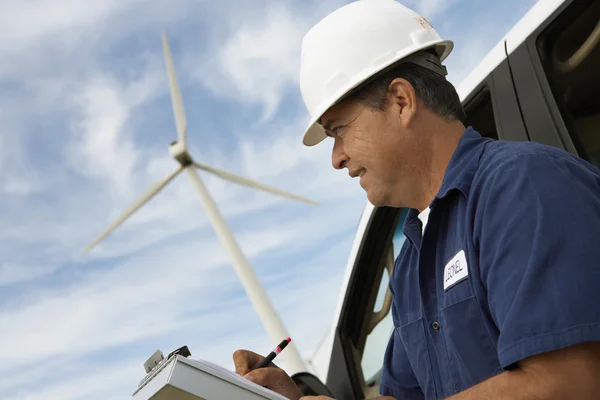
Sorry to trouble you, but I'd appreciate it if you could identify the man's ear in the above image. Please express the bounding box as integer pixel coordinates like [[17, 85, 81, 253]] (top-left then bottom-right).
[[388, 78, 417, 128]]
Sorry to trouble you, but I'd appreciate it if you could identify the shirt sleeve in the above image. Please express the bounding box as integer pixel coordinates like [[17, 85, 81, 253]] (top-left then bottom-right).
[[474, 149, 600, 369]]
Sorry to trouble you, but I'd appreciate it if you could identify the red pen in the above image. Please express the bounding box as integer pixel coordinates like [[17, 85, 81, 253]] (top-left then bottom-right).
[[255, 337, 291, 369]]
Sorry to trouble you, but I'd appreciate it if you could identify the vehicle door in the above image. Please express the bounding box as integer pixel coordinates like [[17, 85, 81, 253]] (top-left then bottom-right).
[[508, 0, 600, 166], [506, 0, 600, 166]]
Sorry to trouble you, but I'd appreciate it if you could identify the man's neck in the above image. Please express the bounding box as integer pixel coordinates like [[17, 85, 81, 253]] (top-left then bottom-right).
[[415, 120, 466, 211]]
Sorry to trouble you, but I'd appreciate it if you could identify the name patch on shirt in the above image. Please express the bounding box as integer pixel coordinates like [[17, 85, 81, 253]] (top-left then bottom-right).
[[444, 250, 468, 291]]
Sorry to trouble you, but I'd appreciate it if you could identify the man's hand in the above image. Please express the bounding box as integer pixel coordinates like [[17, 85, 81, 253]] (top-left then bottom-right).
[[233, 349, 304, 400]]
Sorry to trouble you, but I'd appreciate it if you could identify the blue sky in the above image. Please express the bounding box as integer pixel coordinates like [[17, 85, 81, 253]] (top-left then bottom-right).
[[0, 0, 537, 398]]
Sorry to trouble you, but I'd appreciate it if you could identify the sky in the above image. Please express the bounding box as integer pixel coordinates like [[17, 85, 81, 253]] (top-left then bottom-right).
[[0, 0, 537, 399]]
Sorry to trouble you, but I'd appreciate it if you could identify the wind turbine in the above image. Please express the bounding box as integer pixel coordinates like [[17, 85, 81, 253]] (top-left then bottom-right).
[[82, 32, 315, 374]]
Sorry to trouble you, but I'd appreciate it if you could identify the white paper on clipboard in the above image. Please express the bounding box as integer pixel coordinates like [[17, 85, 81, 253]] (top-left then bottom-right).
[[132, 354, 288, 400]]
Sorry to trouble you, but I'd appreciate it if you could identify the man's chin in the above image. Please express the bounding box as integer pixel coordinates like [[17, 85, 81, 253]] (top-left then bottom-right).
[[366, 190, 388, 207]]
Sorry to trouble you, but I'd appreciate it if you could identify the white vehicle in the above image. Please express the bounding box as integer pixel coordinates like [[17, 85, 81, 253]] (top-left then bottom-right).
[[290, 0, 600, 397]]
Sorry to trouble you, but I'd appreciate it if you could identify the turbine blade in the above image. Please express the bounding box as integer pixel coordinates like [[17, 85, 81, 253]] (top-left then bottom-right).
[[161, 32, 188, 149], [82, 166, 184, 254], [194, 162, 318, 205]]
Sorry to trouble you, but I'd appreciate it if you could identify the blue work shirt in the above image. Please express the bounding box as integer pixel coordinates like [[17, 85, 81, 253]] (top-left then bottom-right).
[[380, 127, 600, 399]]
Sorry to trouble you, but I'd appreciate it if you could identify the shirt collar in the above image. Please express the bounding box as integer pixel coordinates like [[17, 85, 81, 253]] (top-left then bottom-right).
[[434, 126, 490, 202], [402, 127, 491, 245]]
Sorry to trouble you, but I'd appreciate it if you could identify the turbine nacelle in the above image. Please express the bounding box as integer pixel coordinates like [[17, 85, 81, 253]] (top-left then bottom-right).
[[169, 140, 193, 166]]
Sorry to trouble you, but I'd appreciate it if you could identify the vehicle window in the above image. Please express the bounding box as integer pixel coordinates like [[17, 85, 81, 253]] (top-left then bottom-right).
[[360, 263, 394, 383], [360, 209, 408, 385], [463, 88, 499, 140], [537, 0, 600, 167]]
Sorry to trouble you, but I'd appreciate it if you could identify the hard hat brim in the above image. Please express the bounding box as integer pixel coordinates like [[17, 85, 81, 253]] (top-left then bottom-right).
[[302, 39, 454, 147]]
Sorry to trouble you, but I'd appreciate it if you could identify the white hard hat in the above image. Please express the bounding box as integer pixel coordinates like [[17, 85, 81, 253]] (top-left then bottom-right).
[[299, 0, 454, 146]]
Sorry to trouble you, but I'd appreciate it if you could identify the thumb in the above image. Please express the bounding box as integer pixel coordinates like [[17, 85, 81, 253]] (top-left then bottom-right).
[[233, 349, 264, 375]]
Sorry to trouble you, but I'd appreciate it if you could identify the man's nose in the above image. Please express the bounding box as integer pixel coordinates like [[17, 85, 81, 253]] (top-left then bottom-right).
[[331, 139, 348, 170]]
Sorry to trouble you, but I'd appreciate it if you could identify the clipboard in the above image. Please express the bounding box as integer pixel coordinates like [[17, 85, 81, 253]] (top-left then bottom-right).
[[132, 349, 289, 400]]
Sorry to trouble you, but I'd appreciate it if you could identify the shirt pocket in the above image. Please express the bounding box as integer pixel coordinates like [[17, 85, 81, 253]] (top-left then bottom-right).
[[440, 294, 503, 391], [398, 318, 437, 399]]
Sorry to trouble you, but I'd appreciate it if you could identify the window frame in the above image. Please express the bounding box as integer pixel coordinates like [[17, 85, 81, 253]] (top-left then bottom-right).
[[506, 0, 597, 156], [463, 87, 500, 140], [325, 206, 402, 399], [462, 58, 529, 142]]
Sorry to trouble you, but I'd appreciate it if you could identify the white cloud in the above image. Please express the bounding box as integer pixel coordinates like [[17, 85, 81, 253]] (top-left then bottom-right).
[[0, 1, 128, 82], [191, 0, 346, 122], [0, 133, 47, 196], [9, 360, 140, 400], [0, 197, 360, 398], [68, 78, 138, 191], [0, 182, 362, 366], [403, 0, 460, 18], [0, 263, 59, 286], [0, 0, 133, 49], [65, 63, 164, 194], [195, 4, 304, 121]]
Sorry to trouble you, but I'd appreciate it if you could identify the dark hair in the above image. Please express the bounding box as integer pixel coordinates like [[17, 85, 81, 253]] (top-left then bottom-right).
[[343, 51, 467, 123]]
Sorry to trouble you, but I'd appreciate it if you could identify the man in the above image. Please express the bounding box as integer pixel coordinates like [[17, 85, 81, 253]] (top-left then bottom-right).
[[234, 0, 600, 398]]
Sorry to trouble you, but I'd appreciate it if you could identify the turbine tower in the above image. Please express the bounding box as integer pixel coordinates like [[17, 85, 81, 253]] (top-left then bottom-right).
[[82, 32, 314, 374]]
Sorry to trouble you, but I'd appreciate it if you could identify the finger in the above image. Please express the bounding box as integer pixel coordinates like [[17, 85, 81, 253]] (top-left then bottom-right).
[[233, 349, 280, 375], [244, 367, 288, 388]]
